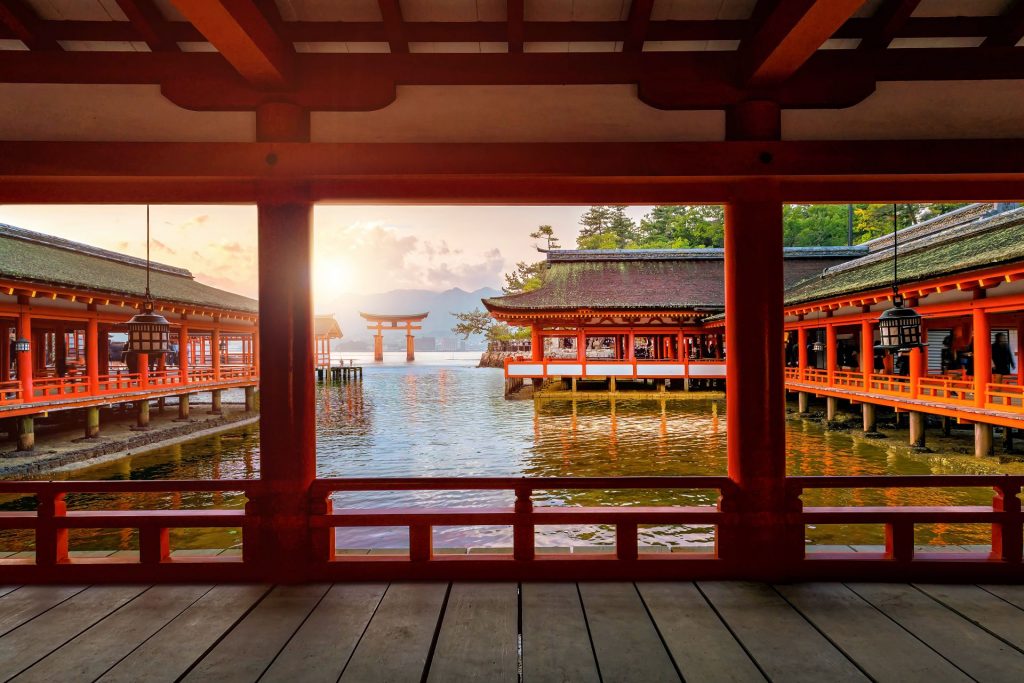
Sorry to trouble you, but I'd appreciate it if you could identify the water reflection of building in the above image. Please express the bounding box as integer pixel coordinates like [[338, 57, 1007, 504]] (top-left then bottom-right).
[[484, 248, 860, 395]]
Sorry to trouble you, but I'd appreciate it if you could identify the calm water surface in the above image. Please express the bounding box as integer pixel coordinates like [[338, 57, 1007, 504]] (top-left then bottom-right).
[[3, 351, 1023, 550]]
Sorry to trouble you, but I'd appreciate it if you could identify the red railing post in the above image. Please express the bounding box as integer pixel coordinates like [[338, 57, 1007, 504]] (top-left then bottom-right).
[[310, 489, 335, 563], [993, 482, 1023, 563], [138, 353, 149, 389], [973, 307, 991, 408], [36, 490, 69, 566], [885, 521, 914, 562], [140, 526, 170, 564], [513, 484, 535, 561], [409, 524, 432, 562], [616, 521, 639, 560]]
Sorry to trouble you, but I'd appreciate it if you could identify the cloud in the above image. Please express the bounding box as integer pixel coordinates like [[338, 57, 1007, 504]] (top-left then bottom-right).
[[152, 239, 175, 255]]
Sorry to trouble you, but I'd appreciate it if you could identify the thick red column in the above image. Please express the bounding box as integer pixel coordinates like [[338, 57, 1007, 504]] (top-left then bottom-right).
[[796, 326, 807, 380], [530, 326, 541, 361], [860, 319, 873, 382], [719, 183, 800, 575], [179, 324, 189, 383], [16, 306, 32, 401], [212, 325, 222, 380], [973, 307, 991, 407], [251, 200, 316, 578], [826, 323, 837, 383], [86, 317, 99, 395]]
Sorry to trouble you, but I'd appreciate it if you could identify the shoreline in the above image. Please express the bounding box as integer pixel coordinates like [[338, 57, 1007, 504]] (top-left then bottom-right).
[[0, 410, 259, 478]]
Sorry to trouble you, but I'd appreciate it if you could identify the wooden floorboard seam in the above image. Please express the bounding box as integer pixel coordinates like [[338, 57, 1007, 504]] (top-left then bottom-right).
[[328, 583, 391, 683], [976, 584, 1024, 612], [0, 586, 89, 640], [417, 582, 453, 683], [768, 585, 876, 682], [89, 584, 218, 683], [574, 582, 605, 683], [631, 582, 687, 682], [909, 584, 1024, 656], [172, 583, 276, 683], [254, 583, 336, 681], [691, 582, 771, 683]]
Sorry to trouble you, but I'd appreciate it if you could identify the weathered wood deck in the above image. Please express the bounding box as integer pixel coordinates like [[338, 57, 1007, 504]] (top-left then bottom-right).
[[0, 581, 1022, 682]]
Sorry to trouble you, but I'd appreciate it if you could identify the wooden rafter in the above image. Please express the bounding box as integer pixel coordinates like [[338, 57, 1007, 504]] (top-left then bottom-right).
[[858, 0, 921, 51], [507, 0, 524, 53], [622, 0, 654, 53], [115, 0, 177, 52], [0, 0, 59, 51], [739, 0, 865, 86], [983, 0, 1024, 47], [168, 0, 292, 88], [377, 0, 408, 55]]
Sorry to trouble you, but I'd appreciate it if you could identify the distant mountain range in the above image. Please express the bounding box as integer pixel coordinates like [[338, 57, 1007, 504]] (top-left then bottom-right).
[[320, 286, 502, 343]]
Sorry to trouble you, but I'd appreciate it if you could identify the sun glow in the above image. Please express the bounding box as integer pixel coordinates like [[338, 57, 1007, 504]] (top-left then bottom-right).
[[314, 255, 356, 301]]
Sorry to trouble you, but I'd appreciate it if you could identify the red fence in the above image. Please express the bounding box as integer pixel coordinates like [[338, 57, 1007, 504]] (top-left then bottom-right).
[[1, 475, 1022, 583]]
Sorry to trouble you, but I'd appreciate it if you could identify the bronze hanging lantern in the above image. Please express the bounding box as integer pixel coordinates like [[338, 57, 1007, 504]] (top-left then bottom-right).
[[12, 337, 29, 353], [876, 204, 923, 351], [125, 206, 170, 355]]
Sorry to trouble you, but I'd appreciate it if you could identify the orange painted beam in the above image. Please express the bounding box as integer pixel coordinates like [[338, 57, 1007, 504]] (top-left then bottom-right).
[[622, 0, 655, 53], [115, 0, 178, 52], [0, 0, 59, 51], [168, 0, 292, 88], [740, 0, 865, 87], [377, 0, 408, 54]]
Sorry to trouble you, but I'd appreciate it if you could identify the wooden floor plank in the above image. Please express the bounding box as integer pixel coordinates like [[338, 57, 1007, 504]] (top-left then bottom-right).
[[340, 582, 449, 683], [638, 582, 764, 683], [99, 585, 270, 683], [578, 582, 680, 683], [183, 584, 330, 683], [427, 583, 518, 682], [0, 585, 147, 680], [0, 585, 85, 638], [0, 586, 20, 599], [848, 583, 1024, 683], [698, 582, 867, 683], [778, 583, 970, 683], [914, 584, 1024, 652], [521, 583, 600, 683], [12, 584, 211, 682], [261, 583, 387, 683], [980, 584, 1024, 610]]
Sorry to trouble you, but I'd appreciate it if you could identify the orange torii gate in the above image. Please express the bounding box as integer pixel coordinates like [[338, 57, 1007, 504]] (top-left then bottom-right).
[[360, 312, 429, 362]]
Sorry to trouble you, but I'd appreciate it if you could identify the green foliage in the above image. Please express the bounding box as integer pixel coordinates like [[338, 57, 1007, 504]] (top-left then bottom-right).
[[451, 308, 494, 339], [503, 260, 545, 295], [636, 205, 724, 248], [529, 224, 560, 250], [485, 323, 531, 342], [577, 206, 637, 249]]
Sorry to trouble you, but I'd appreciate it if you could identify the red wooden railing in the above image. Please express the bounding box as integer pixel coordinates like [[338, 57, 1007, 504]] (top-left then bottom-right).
[[1, 475, 1021, 582]]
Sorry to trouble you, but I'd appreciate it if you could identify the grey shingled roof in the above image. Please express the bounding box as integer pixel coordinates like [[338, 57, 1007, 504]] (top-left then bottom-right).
[[0, 224, 257, 314]]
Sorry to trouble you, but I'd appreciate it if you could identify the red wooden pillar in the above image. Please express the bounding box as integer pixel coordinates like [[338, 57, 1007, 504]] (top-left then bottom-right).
[[530, 326, 541, 361], [406, 322, 415, 362], [16, 305, 32, 400], [860, 319, 873, 384], [86, 317, 99, 395], [250, 200, 316, 579], [826, 323, 837, 384], [212, 325, 222, 380], [179, 324, 189, 383], [252, 330, 260, 376], [719, 184, 800, 575], [1017, 318, 1023, 381], [974, 307, 991, 407], [796, 327, 807, 380]]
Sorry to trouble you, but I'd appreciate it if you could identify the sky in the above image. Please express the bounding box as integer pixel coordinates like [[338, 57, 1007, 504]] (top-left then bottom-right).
[[0, 204, 651, 306]]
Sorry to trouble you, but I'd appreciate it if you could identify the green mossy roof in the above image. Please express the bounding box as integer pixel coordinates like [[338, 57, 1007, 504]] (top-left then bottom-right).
[[784, 212, 1024, 306], [0, 225, 257, 314]]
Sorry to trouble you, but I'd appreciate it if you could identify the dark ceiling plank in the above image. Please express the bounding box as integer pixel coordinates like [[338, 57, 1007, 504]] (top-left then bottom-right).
[[0, 0, 60, 50], [377, 0, 408, 54], [623, 0, 655, 52], [982, 0, 1024, 47], [739, 0, 864, 86], [507, 0, 523, 53], [169, 0, 293, 87], [858, 0, 922, 51], [115, 0, 178, 52]]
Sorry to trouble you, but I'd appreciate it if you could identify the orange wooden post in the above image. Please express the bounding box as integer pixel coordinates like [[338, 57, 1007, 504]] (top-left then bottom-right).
[[373, 324, 383, 362], [248, 200, 317, 579], [212, 326, 221, 380], [35, 490, 68, 566], [909, 346, 924, 399], [513, 485, 535, 561], [531, 326, 541, 361], [973, 307, 991, 407], [860, 319, 873, 386], [992, 482, 1022, 563], [616, 521, 639, 560], [718, 186, 801, 576], [86, 317, 99, 395], [16, 305, 33, 400], [405, 321, 415, 362], [826, 323, 837, 385], [409, 524, 432, 561], [252, 329, 260, 377], [1017, 318, 1023, 383], [886, 520, 914, 562], [140, 526, 170, 564], [138, 352, 149, 389], [796, 326, 807, 381]]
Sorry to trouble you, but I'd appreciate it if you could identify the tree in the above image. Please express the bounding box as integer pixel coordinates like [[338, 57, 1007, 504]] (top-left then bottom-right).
[[636, 205, 724, 248], [503, 260, 545, 294], [451, 308, 493, 339], [529, 224, 560, 250], [577, 205, 637, 249]]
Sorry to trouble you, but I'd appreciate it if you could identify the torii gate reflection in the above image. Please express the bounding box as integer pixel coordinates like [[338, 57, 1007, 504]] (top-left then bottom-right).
[[359, 312, 430, 362]]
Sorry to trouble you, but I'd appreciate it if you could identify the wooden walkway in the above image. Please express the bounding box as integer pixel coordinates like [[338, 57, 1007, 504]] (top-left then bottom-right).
[[0, 582, 1022, 682]]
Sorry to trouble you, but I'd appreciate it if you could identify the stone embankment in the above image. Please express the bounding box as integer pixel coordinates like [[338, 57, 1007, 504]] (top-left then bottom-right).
[[478, 350, 524, 368]]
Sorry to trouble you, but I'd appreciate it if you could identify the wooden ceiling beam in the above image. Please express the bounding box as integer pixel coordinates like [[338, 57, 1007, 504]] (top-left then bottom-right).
[[168, 0, 292, 88], [623, 0, 655, 53], [739, 0, 865, 87], [115, 0, 178, 52], [858, 0, 922, 51], [0, 0, 59, 51], [982, 0, 1024, 47], [507, 0, 524, 53], [377, 0, 408, 55]]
